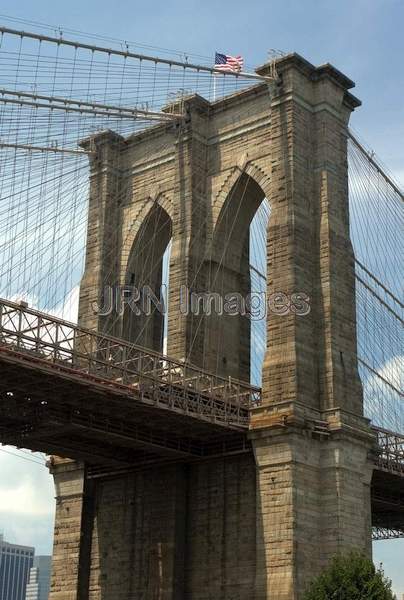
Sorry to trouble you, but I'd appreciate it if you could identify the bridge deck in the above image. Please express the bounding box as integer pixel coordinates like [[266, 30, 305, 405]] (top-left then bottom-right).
[[0, 298, 258, 461]]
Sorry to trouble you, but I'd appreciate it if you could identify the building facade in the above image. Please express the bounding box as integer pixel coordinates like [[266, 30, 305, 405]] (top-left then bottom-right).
[[0, 534, 34, 600], [25, 557, 51, 600]]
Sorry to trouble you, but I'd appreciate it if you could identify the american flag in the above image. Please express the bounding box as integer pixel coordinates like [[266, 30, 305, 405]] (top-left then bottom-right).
[[214, 52, 244, 73]]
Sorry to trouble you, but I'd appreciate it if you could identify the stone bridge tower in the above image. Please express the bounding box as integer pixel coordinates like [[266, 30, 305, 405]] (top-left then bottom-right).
[[49, 54, 374, 600]]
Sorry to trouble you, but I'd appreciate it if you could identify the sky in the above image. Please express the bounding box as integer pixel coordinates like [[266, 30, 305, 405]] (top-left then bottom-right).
[[0, 0, 403, 596]]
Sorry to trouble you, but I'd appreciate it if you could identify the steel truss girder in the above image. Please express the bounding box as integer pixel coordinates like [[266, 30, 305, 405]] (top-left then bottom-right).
[[0, 297, 258, 429], [0, 388, 250, 462], [372, 526, 404, 541], [372, 427, 404, 477]]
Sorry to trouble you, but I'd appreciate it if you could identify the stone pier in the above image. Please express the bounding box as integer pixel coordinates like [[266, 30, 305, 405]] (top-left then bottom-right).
[[49, 54, 374, 600]]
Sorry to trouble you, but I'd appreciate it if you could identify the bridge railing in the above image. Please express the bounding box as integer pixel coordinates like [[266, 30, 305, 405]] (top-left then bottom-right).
[[372, 427, 404, 475], [0, 298, 261, 412]]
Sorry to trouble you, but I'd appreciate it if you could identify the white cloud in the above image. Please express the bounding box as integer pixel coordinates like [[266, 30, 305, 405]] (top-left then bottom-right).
[[50, 285, 80, 323], [362, 354, 404, 432], [0, 480, 51, 517], [10, 285, 80, 324], [369, 355, 403, 391], [0, 448, 55, 554]]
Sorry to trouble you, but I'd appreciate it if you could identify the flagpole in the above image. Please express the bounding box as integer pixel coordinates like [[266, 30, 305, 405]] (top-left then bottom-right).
[[213, 73, 217, 102]]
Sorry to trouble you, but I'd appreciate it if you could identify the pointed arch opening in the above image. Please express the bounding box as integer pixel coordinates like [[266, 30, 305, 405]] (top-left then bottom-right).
[[123, 202, 172, 352], [204, 172, 271, 383], [250, 197, 271, 386]]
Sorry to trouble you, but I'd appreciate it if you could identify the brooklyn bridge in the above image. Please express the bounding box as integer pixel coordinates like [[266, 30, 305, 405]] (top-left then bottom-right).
[[0, 23, 402, 600]]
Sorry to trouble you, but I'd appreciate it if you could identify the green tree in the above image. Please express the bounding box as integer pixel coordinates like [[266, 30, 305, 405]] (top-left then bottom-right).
[[303, 550, 396, 600]]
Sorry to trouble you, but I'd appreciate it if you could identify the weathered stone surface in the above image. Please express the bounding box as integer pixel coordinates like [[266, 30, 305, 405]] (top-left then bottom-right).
[[50, 53, 373, 600]]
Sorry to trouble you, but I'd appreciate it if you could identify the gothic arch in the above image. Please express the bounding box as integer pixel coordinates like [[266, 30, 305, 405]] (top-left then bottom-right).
[[120, 191, 173, 286], [121, 195, 172, 352], [203, 169, 270, 382], [212, 161, 271, 231]]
